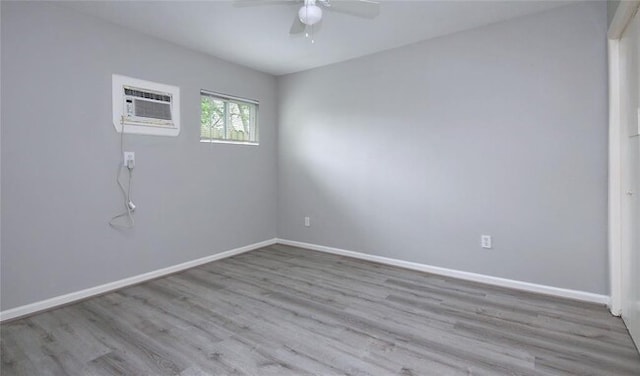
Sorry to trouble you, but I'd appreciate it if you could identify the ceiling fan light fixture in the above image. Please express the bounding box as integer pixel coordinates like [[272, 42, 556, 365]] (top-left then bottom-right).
[[298, 4, 322, 26]]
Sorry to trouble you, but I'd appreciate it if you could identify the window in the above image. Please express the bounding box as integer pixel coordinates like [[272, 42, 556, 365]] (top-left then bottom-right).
[[200, 90, 258, 144]]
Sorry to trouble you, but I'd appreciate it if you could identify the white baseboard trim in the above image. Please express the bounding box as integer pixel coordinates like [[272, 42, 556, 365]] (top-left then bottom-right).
[[276, 239, 610, 306], [0, 238, 277, 322]]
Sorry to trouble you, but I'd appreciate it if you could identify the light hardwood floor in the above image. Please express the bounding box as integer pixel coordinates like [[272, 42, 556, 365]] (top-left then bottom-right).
[[1, 244, 639, 375]]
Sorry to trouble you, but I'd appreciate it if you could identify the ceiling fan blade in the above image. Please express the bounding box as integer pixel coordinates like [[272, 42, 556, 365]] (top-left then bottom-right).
[[289, 13, 306, 34], [321, 0, 380, 19], [233, 0, 295, 7]]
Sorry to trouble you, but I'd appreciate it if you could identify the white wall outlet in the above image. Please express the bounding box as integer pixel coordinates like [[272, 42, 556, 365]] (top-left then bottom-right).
[[124, 152, 135, 168], [304, 216, 311, 227], [481, 235, 492, 249]]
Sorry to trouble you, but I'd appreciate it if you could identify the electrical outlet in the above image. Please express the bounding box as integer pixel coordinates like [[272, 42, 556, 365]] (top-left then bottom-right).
[[124, 152, 135, 168], [481, 235, 492, 249], [304, 216, 311, 227]]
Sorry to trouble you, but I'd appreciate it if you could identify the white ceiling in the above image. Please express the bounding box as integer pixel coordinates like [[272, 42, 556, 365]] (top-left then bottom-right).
[[60, 1, 571, 76]]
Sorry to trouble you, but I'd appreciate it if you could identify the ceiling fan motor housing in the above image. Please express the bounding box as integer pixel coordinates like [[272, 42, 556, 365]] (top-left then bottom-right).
[[299, 0, 322, 26]]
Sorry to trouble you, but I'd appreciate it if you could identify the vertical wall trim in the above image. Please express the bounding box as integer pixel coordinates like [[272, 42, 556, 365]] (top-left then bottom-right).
[[608, 38, 623, 316], [607, 0, 639, 316]]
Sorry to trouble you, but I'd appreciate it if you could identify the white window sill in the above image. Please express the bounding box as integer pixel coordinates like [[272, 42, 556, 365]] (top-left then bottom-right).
[[200, 139, 259, 146]]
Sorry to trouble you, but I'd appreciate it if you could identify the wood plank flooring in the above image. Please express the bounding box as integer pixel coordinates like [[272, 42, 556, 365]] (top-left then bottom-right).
[[1, 244, 639, 375]]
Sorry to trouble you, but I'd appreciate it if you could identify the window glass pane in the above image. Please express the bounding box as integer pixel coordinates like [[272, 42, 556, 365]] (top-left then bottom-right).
[[228, 102, 248, 141], [212, 99, 225, 140], [200, 96, 211, 140], [201, 97, 225, 141], [239, 103, 254, 140], [200, 91, 258, 144]]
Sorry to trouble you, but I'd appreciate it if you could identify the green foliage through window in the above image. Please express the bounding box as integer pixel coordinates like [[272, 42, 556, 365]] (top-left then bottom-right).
[[200, 91, 258, 144]]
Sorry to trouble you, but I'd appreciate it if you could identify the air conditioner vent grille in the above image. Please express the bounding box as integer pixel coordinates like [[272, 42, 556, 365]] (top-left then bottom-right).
[[124, 88, 171, 102], [134, 99, 172, 121]]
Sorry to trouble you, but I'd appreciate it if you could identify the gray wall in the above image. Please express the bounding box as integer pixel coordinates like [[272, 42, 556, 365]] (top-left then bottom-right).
[[277, 2, 609, 294], [608, 0, 620, 26], [1, 1, 610, 312], [0, 2, 277, 310]]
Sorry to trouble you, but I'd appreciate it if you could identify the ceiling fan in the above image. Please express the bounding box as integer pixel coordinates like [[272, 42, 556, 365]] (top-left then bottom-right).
[[234, 0, 381, 36]]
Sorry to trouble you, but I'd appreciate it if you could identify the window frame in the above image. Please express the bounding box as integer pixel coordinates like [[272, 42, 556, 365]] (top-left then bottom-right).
[[200, 89, 259, 145]]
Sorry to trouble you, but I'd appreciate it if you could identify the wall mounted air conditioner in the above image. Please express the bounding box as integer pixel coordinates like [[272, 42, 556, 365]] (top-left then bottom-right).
[[112, 74, 180, 136]]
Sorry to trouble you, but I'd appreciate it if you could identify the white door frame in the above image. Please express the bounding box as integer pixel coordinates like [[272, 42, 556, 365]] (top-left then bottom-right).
[[608, 0, 640, 316]]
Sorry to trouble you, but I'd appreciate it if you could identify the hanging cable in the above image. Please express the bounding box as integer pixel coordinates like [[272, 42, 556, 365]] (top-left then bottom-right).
[[109, 118, 136, 229]]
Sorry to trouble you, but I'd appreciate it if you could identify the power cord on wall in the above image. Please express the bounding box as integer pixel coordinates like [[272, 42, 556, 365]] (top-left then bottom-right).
[[109, 118, 136, 229]]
